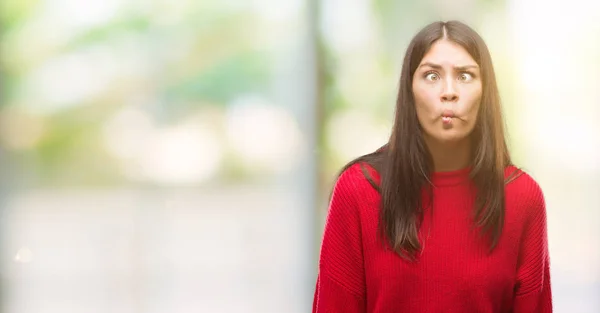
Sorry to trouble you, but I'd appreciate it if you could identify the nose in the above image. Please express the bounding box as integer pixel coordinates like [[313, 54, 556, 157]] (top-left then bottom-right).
[[441, 80, 458, 102]]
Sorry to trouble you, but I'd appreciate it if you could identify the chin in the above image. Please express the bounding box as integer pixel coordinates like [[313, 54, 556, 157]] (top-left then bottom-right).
[[434, 131, 470, 144]]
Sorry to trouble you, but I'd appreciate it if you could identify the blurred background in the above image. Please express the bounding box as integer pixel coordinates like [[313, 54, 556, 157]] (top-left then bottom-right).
[[0, 0, 598, 312]]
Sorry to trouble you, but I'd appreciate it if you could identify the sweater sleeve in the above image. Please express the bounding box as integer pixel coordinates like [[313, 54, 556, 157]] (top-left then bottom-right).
[[313, 165, 366, 313], [512, 181, 553, 312]]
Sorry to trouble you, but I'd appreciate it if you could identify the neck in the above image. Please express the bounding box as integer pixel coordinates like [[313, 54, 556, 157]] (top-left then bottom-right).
[[425, 137, 472, 172]]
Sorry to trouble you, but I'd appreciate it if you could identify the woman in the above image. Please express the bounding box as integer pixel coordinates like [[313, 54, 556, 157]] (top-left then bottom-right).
[[312, 21, 552, 312]]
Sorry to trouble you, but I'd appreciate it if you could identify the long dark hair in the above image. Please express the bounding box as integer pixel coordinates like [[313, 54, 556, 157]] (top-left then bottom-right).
[[337, 20, 517, 260]]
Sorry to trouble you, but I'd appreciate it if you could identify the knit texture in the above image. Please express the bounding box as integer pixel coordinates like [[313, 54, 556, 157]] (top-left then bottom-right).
[[313, 163, 552, 313]]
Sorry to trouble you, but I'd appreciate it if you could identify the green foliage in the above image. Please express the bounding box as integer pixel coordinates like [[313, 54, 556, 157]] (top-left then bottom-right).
[[0, 0, 41, 29], [164, 51, 270, 104], [66, 15, 152, 48]]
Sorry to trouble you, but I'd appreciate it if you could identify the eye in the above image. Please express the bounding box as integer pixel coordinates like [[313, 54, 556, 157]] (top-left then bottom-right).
[[424, 72, 439, 81], [458, 72, 474, 82]]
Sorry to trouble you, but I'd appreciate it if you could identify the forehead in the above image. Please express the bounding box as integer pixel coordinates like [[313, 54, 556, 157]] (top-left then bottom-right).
[[419, 39, 477, 66]]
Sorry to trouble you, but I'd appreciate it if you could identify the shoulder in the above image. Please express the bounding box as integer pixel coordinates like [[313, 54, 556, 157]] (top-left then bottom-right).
[[334, 162, 379, 195], [324, 164, 374, 231], [328, 162, 380, 212], [505, 165, 546, 220], [505, 165, 544, 198]]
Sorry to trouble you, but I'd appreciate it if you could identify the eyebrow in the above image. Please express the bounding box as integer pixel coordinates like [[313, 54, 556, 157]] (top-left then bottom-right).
[[418, 62, 479, 71]]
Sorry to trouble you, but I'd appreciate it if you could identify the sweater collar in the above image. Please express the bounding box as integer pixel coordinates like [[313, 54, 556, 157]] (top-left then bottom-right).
[[430, 166, 471, 187]]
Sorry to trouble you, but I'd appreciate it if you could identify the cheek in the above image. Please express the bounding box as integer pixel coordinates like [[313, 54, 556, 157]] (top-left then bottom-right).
[[465, 101, 480, 121], [459, 86, 482, 121], [464, 85, 482, 112], [413, 95, 434, 128], [415, 107, 429, 130], [413, 87, 437, 115], [463, 99, 481, 133]]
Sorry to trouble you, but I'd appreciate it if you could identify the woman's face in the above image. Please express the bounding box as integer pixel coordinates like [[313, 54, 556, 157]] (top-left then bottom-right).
[[412, 39, 482, 144]]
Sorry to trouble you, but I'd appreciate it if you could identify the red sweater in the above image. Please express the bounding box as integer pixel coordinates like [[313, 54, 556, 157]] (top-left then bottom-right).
[[313, 163, 552, 313]]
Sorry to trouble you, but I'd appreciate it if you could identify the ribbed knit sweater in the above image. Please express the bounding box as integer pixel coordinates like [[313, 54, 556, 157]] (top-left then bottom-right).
[[313, 163, 552, 312]]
